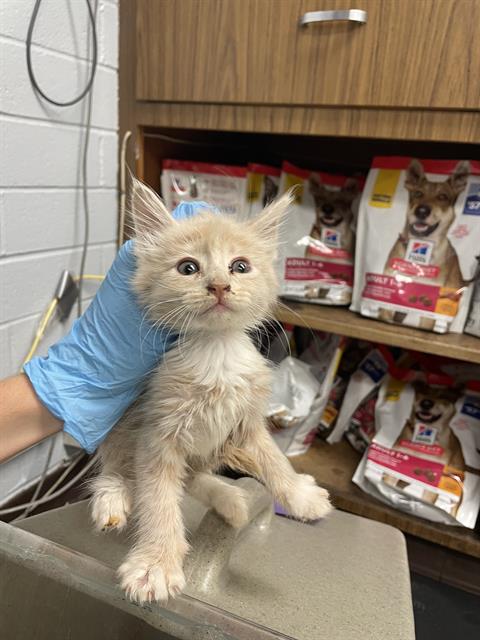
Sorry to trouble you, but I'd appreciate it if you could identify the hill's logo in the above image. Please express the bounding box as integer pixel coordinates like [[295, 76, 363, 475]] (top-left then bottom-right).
[[406, 239, 433, 265], [413, 423, 437, 445], [321, 228, 341, 247]]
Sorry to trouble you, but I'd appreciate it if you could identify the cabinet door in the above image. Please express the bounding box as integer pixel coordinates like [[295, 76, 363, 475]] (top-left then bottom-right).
[[136, 0, 480, 110]]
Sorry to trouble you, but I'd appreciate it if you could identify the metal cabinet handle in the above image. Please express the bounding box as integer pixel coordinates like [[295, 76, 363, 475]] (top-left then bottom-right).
[[299, 9, 367, 26]]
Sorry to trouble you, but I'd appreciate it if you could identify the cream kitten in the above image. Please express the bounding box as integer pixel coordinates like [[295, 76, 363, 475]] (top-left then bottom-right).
[[90, 178, 332, 604]]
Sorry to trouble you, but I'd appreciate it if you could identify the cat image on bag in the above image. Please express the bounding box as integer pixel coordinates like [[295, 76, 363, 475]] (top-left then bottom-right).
[[90, 179, 332, 604]]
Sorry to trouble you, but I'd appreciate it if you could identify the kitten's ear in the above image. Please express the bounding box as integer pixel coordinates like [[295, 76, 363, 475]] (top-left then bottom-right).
[[130, 176, 174, 238], [249, 189, 295, 246]]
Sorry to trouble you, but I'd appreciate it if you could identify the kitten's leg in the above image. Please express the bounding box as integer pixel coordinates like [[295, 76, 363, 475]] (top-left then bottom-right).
[[118, 442, 188, 603], [240, 421, 332, 521], [187, 472, 249, 528], [90, 435, 132, 532]]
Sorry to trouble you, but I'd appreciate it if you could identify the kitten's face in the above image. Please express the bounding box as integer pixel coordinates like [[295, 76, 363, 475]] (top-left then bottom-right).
[[131, 180, 293, 333]]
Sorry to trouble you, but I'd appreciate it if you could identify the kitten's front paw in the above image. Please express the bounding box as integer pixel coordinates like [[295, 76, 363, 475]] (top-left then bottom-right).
[[118, 556, 186, 604], [283, 474, 332, 522], [91, 482, 131, 533]]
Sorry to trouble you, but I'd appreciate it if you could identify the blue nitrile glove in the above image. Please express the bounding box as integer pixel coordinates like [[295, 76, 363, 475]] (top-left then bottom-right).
[[24, 201, 216, 453]]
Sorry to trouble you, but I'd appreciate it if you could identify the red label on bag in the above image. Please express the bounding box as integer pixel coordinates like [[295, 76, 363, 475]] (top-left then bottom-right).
[[389, 259, 440, 279], [285, 258, 354, 284], [399, 440, 445, 457], [363, 273, 440, 311], [306, 243, 352, 260], [368, 442, 443, 487]]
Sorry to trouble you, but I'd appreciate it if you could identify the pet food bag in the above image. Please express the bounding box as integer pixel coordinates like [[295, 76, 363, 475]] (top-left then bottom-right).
[[351, 157, 480, 333], [327, 348, 389, 444], [246, 164, 280, 216], [355, 377, 480, 528], [278, 162, 362, 306], [344, 393, 379, 454], [161, 159, 248, 216], [465, 276, 480, 337]]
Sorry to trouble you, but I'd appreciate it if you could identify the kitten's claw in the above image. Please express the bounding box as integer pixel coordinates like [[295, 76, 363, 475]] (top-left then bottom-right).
[[91, 480, 131, 532], [283, 474, 333, 521], [118, 557, 186, 604]]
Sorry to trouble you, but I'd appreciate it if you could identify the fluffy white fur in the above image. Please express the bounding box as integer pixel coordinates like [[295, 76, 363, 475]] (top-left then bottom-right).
[[90, 179, 332, 604]]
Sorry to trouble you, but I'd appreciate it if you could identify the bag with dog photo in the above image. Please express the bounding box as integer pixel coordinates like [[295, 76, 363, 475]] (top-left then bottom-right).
[[278, 161, 363, 306], [246, 163, 280, 217], [161, 159, 248, 216], [351, 157, 480, 333], [355, 374, 480, 528]]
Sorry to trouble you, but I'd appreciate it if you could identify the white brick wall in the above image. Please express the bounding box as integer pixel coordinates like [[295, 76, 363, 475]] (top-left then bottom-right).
[[0, 0, 118, 378], [0, 0, 118, 505]]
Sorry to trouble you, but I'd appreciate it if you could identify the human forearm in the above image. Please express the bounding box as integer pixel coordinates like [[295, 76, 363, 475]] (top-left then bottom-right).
[[0, 374, 62, 463]]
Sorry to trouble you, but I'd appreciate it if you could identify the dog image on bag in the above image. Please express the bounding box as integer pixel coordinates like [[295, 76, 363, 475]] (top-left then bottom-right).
[[307, 174, 359, 258], [382, 382, 465, 515], [304, 174, 360, 301], [380, 159, 470, 329]]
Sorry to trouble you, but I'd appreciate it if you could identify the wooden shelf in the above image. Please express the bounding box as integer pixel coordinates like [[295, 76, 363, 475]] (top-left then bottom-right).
[[277, 301, 480, 364], [291, 439, 480, 559]]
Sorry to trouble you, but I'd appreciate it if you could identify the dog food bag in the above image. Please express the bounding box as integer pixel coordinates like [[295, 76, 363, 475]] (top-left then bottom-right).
[[355, 377, 480, 528], [246, 163, 280, 216], [344, 393, 379, 454], [316, 340, 372, 437], [161, 159, 248, 216], [278, 161, 363, 306], [465, 276, 480, 337], [327, 348, 389, 444], [351, 157, 480, 333]]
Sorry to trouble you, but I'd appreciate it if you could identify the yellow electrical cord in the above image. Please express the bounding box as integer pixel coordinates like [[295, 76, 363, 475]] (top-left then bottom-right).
[[77, 274, 105, 282], [22, 298, 59, 367], [21, 274, 105, 369]]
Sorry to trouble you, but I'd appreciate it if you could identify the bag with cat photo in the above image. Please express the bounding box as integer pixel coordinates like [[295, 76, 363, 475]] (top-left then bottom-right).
[[161, 159, 248, 216], [351, 157, 480, 333], [353, 373, 480, 528], [278, 161, 363, 306]]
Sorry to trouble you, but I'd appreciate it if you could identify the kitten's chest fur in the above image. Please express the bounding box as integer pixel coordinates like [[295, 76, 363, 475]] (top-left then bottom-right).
[[148, 333, 271, 458]]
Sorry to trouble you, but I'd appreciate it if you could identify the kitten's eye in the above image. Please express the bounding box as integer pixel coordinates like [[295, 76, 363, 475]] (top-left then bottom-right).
[[230, 258, 251, 274], [437, 193, 449, 202], [413, 190, 424, 199], [177, 259, 200, 276]]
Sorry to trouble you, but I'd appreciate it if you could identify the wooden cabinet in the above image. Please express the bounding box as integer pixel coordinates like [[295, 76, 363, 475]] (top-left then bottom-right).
[[136, 0, 480, 110]]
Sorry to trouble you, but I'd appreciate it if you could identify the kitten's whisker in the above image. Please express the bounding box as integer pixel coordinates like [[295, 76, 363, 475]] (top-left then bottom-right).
[[140, 305, 187, 359], [275, 299, 319, 347]]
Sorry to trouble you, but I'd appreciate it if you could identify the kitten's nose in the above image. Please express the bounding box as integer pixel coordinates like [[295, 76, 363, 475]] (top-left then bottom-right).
[[207, 283, 231, 300], [321, 204, 334, 215]]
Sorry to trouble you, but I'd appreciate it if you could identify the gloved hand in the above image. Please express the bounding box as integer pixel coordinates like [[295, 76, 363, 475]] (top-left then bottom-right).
[[24, 201, 216, 453]]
